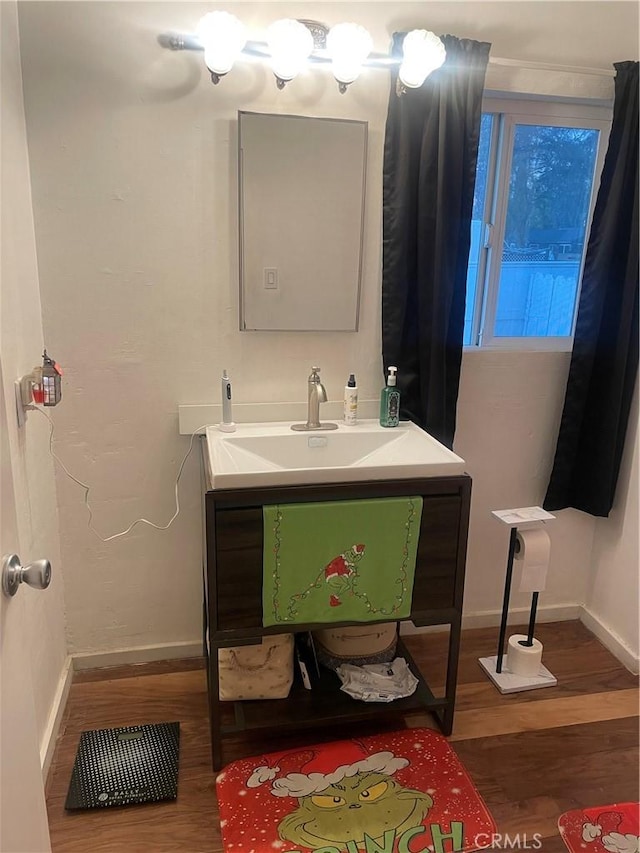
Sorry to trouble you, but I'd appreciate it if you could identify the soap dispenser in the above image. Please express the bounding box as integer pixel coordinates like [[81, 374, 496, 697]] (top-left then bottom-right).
[[379, 366, 400, 428]]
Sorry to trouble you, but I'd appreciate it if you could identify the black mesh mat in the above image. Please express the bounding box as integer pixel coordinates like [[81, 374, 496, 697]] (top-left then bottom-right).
[[65, 722, 180, 810]]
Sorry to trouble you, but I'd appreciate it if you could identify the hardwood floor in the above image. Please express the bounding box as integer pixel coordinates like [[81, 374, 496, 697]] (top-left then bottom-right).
[[45, 621, 639, 852]]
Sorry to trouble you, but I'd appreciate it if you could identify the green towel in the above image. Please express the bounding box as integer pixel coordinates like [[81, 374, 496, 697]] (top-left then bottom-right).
[[263, 497, 423, 627]]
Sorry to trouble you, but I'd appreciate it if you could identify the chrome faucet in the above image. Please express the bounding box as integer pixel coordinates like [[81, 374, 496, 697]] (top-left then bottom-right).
[[291, 367, 338, 432]]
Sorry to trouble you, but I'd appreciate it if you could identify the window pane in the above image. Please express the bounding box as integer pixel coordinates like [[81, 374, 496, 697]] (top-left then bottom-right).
[[495, 124, 599, 337], [464, 113, 493, 345]]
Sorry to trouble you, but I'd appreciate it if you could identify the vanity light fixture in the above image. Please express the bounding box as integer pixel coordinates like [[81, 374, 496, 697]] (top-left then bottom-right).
[[398, 29, 447, 90], [326, 22, 374, 93], [197, 11, 247, 83], [160, 16, 446, 93], [266, 18, 315, 89]]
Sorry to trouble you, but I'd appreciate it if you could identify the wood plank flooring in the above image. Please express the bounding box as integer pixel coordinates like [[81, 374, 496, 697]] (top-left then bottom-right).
[[45, 621, 639, 852]]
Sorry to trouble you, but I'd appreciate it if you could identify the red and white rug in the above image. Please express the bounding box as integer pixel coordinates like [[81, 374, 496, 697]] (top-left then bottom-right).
[[558, 803, 639, 853], [216, 728, 495, 852]]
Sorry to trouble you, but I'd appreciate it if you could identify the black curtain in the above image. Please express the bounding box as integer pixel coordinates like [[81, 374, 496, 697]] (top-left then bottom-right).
[[544, 61, 639, 517], [382, 35, 490, 448]]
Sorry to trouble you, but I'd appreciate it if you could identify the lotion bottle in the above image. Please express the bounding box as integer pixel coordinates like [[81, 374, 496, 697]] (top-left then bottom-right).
[[343, 374, 358, 425], [379, 366, 400, 427]]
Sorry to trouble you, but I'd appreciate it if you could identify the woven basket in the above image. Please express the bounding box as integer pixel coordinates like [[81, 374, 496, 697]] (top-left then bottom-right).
[[313, 623, 398, 671], [218, 634, 294, 700]]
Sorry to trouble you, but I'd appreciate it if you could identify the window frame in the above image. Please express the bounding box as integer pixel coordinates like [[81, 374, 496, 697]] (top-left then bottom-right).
[[467, 97, 612, 352]]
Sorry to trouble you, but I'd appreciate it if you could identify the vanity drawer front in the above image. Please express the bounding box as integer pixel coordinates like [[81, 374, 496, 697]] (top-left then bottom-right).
[[214, 508, 264, 631], [411, 495, 460, 614], [212, 495, 461, 632]]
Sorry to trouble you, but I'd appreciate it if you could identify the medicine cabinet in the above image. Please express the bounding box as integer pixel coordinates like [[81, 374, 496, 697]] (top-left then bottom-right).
[[238, 111, 367, 332]]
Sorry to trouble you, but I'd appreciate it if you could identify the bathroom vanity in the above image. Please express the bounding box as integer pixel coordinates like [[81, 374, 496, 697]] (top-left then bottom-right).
[[201, 421, 471, 770]]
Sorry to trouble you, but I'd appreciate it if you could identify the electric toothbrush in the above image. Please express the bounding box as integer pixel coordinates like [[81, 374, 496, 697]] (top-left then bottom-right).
[[218, 369, 236, 432]]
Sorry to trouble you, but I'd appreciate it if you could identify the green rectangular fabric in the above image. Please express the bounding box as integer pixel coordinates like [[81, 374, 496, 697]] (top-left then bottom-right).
[[262, 497, 423, 627]]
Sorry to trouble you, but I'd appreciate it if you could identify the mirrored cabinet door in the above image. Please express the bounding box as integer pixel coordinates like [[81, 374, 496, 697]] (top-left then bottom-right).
[[239, 112, 367, 332]]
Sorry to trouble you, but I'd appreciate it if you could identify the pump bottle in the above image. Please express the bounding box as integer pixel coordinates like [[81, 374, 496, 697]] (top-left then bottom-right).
[[379, 366, 400, 427], [343, 374, 358, 425]]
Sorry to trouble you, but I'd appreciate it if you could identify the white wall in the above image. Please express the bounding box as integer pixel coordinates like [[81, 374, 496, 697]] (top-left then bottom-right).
[[584, 382, 639, 672], [455, 350, 598, 624], [1, 1, 68, 759], [17, 1, 639, 659]]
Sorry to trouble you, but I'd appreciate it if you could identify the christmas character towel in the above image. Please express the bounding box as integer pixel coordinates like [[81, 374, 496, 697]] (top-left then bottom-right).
[[262, 497, 422, 627]]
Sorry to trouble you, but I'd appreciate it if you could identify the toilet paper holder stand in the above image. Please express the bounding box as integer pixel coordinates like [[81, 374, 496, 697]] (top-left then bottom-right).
[[479, 506, 558, 694], [496, 525, 539, 674]]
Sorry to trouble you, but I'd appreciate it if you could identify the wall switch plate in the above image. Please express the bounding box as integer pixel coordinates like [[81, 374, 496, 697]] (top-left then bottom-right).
[[263, 268, 278, 290]]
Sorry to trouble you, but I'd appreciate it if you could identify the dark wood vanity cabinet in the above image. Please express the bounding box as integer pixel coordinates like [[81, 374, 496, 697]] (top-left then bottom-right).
[[203, 474, 472, 770]]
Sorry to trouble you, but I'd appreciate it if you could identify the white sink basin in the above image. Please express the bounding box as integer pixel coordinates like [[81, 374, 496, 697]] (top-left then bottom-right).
[[204, 419, 465, 489]]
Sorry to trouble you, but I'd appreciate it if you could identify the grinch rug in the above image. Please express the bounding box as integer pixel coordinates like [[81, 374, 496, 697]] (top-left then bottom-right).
[[216, 728, 495, 852], [558, 803, 639, 853]]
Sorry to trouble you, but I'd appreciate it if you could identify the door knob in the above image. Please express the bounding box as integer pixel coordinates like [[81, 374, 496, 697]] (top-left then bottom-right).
[[2, 554, 52, 598]]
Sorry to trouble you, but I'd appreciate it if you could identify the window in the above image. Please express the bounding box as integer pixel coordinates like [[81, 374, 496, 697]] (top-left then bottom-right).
[[465, 99, 611, 349]]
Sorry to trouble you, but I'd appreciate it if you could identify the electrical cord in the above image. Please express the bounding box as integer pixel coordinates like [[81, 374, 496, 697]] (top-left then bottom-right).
[[31, 405, 209, 542]]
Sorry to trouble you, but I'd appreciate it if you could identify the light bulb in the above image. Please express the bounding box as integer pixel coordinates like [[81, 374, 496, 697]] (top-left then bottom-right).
[[399, 29, 446, 89], [197, 11, 246, 77], [266, 19, 314, 83], [327, 22, 373, 86]]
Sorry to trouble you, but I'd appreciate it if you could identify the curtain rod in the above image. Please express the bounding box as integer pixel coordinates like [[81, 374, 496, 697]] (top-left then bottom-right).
[[489, 56, 616, 78]]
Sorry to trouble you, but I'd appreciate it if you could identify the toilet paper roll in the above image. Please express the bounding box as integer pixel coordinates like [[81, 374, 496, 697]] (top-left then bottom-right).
[[515, 527, 550, 593], [507, 633, 543, 677]]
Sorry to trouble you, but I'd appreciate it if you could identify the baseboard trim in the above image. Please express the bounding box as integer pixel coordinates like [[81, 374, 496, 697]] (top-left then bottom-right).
[[400, 602, 582, 635], [71, 640, 202, 671], [41, 655, 73, 781], [580, 606, 640, 675], [65, 602, 637, 672], [54, 606, 636, 770], [400, 603, 640, 675]]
